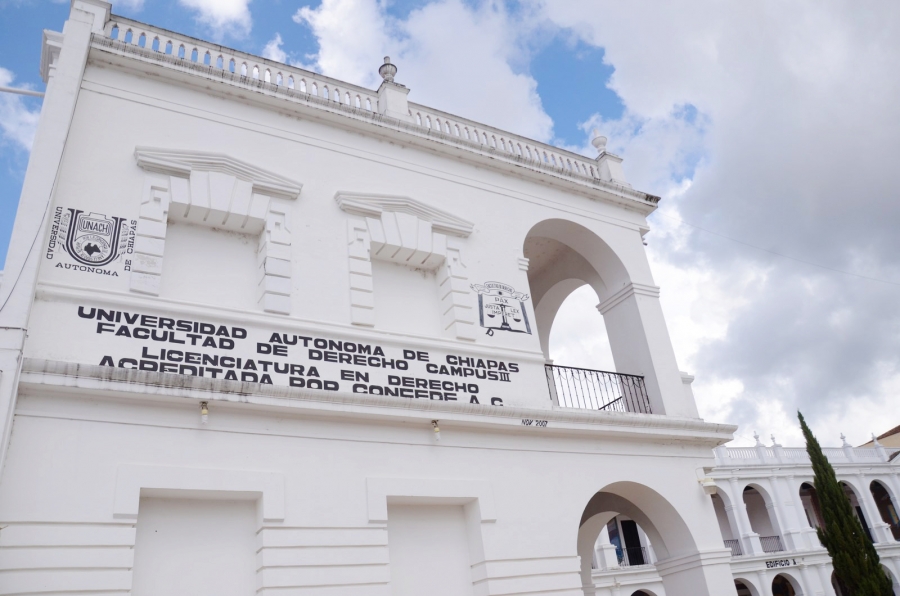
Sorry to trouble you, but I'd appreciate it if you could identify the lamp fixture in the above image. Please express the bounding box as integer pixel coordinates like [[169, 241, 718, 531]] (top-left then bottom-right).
[[431, 420, 440, 442], [200, 401, 209, 424]]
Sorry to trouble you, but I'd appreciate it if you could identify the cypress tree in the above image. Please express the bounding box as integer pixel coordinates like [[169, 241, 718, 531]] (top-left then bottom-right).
[[798, 411, 891, 596]]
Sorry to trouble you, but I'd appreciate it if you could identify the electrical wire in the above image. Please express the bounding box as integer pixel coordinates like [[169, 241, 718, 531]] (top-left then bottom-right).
[[0, 80, 75, 315], [652, 211, 900, 288]]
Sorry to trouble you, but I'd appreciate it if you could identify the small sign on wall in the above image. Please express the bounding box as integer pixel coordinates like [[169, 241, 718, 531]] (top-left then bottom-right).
[[471, 282, 531, 336], [46, 206, 135, 276]]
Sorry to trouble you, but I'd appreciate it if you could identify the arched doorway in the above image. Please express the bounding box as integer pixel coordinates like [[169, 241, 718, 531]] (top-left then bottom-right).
[[742, 484, 784, 552], [840, 481, 874, 542], [711, 491, 742, 555], [870, 480, 900, 540], [523, 218, 690, 417], [798, 483, 824, 529], [735, 578, 760, 596], [772, 573, 799, 596], [577, 482, 702, 596], [523, 219, 629, 364]]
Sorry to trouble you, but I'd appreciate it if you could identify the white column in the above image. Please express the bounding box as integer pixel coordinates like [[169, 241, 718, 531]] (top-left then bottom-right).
[[757, 570, 773, 596], [815, 563, 837, 596], [765, 478, 792, 550], [600, 283, 698, 417], [0, 0, 110, 470], [798, 563, 816, 596], [594, 526, 620, 571], [729, 477, 764, 556]]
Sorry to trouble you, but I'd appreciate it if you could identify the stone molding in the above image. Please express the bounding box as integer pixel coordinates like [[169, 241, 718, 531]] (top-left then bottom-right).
[[19, 358, 738, 443], [336, 192, 476, 339], [596, 282, 661, 315], [365, 477, 496, 523], [113, 464, 285, 522], [131, 147, 301, 314]]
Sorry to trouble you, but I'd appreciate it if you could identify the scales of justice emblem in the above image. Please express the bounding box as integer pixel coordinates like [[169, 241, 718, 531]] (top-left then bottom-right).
[[61, 209, 127, 267], [471, 282, 532, 336]]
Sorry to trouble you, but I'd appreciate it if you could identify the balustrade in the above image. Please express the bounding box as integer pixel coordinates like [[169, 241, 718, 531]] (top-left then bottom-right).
[[101, 18, 380, 116], [98, 17, 662, 202]]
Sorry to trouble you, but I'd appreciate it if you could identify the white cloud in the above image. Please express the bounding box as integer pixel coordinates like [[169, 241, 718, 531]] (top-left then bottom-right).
[[535, 0, 900, 446], [293, 0, 553, 141], [0, 67, 41, 151], [177, 0, 252, 39], [114, 0, 146, 10], [262, 33, 288, 63]]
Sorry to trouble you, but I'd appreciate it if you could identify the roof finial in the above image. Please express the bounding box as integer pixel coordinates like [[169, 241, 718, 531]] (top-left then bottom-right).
[[840, 433, 851, 447], [753, 431, 761, 446], [871, 433, 881, 447], [591, 128, 608, 154], [379, 56, 397, 84], [770, 434, 780, 447]]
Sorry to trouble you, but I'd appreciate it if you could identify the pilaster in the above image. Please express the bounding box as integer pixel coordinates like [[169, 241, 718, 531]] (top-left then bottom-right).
[[0, 0, 107, 469], [598, 282, 698, 417]]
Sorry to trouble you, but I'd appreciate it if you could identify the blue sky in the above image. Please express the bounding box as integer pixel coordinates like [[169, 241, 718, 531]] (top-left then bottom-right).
[[2, 0, 899, 447]]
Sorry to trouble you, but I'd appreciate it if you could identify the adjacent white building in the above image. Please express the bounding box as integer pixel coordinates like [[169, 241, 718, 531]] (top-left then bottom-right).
[[589, 436, 900, 596], [0, 2, 895, 596]]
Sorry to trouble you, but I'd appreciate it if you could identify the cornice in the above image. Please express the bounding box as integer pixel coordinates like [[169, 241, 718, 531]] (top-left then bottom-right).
[[20, 358, 736, 446], [334, 192, 474, 238], [134, 147, 302, 200]]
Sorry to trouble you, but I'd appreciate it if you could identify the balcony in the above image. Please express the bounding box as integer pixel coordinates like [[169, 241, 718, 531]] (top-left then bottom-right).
[[724, 539, 742, 557], [760, 535, 784, 553], [545, 364, 652, 413]]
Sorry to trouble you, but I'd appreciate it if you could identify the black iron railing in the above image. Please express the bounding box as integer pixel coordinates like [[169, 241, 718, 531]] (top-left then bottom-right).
[[545, 364, 652, 413], [618, 546, 653, 567], [724, 539, 743, 556], [760, 535, 784, 553]]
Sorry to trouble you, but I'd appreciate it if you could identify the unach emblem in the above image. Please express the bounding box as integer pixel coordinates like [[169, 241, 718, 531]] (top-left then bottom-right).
[[63, 209, 126, 267]]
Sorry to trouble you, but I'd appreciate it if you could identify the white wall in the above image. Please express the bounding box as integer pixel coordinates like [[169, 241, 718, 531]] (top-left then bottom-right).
[[131, 497, 257, 596], [387, 504, 474, 596]]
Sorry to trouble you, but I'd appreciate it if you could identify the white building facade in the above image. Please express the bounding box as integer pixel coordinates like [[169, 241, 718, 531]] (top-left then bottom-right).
[[586, 439, 900, 596], [0, 2, 818, 595]]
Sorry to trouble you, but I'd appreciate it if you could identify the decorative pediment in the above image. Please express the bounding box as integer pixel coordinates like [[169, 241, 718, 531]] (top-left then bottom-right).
[[334, 192, 473, 238], [134, 147, 302, 200]]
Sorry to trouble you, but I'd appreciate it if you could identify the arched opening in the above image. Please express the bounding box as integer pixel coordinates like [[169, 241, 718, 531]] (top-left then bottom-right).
[[798, 482, 824, 530], [631, 591, 656, 596], [549, 286, 615, 371], [577, 482, 698, 596], [524, 219, 655, 414], [840, 481, 874, 542], [710, 492, 741, 555], [742, 484, 784, 552], [870, 480, 900, 540], [735, 578, 760, 596], [772, 573, 800, 596]]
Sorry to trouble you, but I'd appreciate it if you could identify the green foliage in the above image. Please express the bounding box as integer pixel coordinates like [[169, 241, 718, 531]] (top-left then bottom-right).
[[798, 412, 892, 596]]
